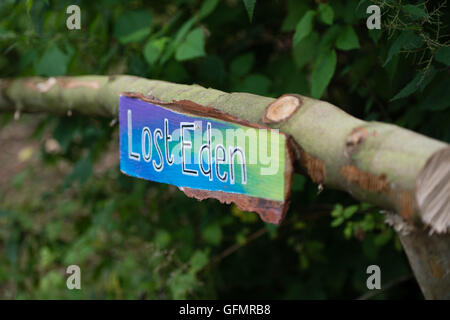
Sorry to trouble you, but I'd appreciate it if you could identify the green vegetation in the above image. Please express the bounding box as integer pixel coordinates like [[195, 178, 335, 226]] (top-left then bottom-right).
[[0, 0, 448, 299]]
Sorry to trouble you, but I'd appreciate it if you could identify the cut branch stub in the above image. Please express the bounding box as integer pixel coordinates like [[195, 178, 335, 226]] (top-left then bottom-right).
[[262, 94, 302, 124], [416, 146, 450, 234], [1, 76, 449, 233], [2, 75, 450, 299]]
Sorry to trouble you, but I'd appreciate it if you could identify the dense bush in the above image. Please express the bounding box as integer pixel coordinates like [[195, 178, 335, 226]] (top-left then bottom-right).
[[0, 0, 448, 299]]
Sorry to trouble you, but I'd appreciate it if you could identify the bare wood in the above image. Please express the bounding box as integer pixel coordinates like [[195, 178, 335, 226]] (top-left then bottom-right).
[[0, 76, 448, 233], [263, 94, 302, 124], [1, 75, 450, 299], [415, 147, 450, 234]]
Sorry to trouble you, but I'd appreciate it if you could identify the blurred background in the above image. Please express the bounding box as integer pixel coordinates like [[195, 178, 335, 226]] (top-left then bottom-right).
[[0, 0, 449, 299]]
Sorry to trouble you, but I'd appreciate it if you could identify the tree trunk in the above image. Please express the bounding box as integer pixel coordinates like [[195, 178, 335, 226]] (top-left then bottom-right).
[[396, 229, 450, 299]]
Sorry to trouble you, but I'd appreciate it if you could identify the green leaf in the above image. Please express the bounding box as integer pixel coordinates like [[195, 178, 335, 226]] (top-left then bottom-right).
[[160, 0, 217, 64], [311, 49, 337, 98], [384, 31, 423, 66], [336, 26, 360, 50], [391, 74, 421, 101], [293, 31, 318, 69], [435, 46, 450, 66], [160, 18, 196, 64], [343, 205, 358, 219], [242, 0, 257, 22], [114, 10, 152, 44], [317, 25, 340, 51], [331, 204, 343, 217], [143, 38, 168, 65], [230, 53, 254, 77], [343, 223, 353, 239], [189, 250, 209, 273], [391, 67, 436, 101], [331, 217, 344, 227], [360, 215, 375, 231], [202, 224, 222, 245], [199, 0, 219, 19], [281, 0, 309, 31], [175, 28, 206, 61], [293, 10, 316, 46], [402, 4, 427, 20], [318, 3, 334, 25], [34, 44, 72, 76]]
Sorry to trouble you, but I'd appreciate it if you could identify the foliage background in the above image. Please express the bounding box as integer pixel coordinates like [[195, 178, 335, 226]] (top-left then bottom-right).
[[0, 0, 449, 299]]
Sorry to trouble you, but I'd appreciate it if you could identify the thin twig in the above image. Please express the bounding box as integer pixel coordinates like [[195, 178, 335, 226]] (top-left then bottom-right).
[[210, 227, 268, 265], [357, 274, 414, 300]]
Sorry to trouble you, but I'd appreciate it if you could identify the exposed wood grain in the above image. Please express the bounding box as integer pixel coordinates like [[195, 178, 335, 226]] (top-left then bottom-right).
[[416, 147, 450, 234], [1, 75, 449, 299]]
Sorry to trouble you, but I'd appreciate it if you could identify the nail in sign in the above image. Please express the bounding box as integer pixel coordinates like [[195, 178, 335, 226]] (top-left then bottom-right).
[[118, 93, 293, 224]]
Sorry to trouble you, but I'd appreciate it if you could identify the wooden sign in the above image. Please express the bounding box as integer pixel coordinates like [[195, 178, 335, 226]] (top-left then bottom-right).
[[118, 92, 293, 224]]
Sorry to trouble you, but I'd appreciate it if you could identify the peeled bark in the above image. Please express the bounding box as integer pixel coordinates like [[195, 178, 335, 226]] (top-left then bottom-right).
[[1, 75, 449, 299], [1, 75, 448, 232]]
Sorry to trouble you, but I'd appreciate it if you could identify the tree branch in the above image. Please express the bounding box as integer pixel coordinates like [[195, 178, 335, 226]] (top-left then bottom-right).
[[1, 75, 448, 232], [1, 75, 449, 299]]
